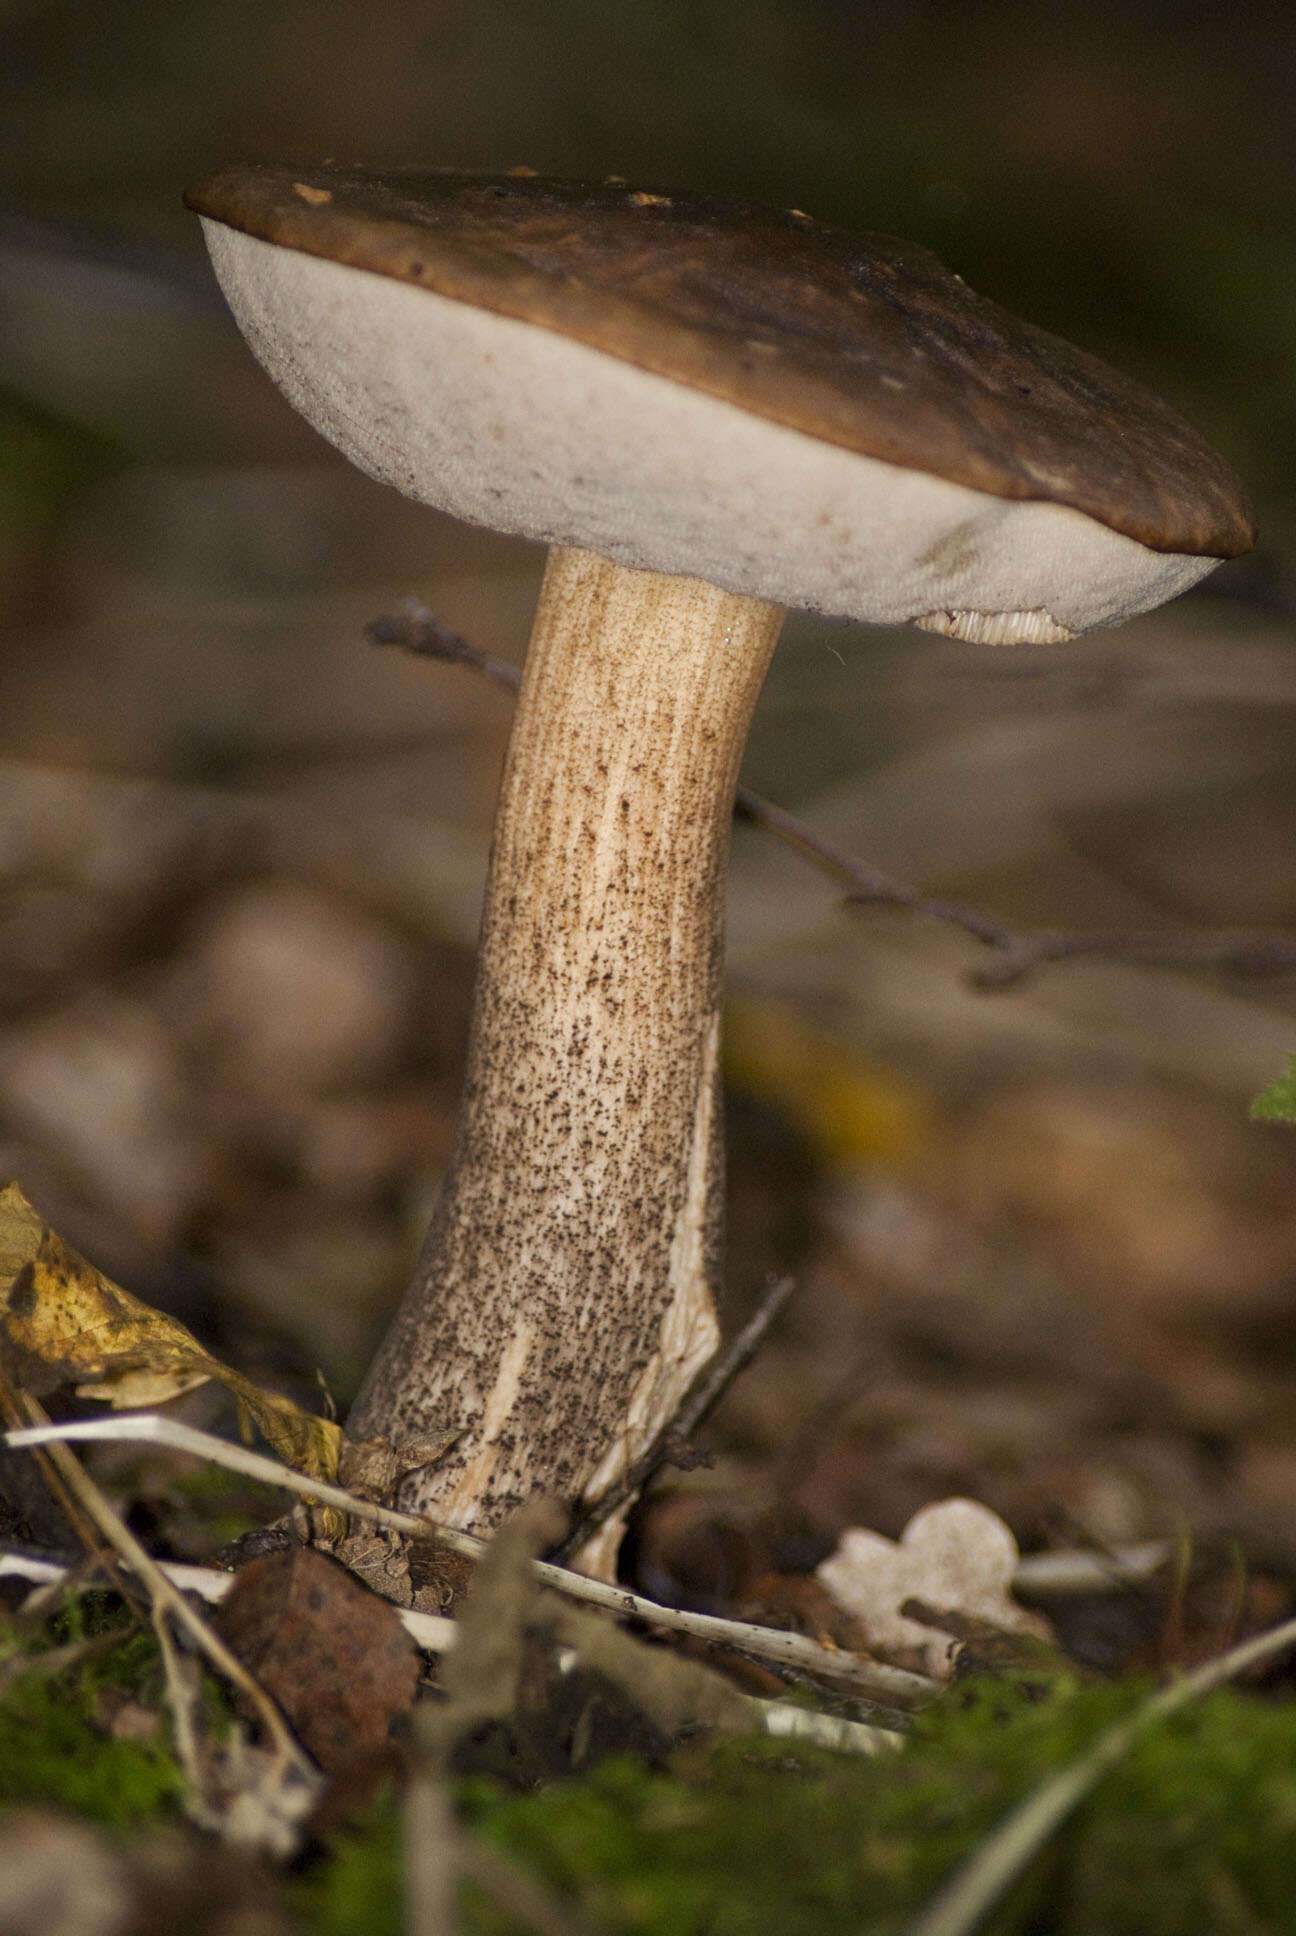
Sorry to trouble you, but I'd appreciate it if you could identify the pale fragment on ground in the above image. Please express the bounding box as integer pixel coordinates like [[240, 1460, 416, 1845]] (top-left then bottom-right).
[[816, 1497, 1050, 1680], [209, 1731, 321, 1858]]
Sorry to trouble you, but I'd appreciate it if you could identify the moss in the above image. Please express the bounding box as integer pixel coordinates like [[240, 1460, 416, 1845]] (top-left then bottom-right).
[[438, 1678, 1296, 1936], [1058, 1698, 1296, 1936], [0, 1620, 185, 1830], [294, 1799, 403, 1936], [6, 1633, 1295, 1934]]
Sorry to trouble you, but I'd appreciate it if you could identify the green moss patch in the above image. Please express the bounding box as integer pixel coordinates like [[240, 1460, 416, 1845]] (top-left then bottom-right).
[[0, 1623, 185, 1830], [451, 1681, 1296, 1935], [7, 1630, 1296, 1933]]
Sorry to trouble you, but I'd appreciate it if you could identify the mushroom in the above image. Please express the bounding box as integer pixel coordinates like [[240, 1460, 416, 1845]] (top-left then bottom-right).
[[183, 167, 1254, 1558]]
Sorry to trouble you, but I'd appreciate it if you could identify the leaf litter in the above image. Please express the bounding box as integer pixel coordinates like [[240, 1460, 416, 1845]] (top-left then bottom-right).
[[0, 1181, 341, 1480], [4, 1195, 1296, 1932]]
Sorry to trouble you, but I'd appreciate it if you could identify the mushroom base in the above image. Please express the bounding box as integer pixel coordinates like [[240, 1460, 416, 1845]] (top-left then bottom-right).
[[348, 546, 783, 1551]]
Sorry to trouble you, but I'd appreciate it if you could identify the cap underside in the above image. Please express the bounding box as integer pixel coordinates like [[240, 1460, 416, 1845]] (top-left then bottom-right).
[[184, 166, 1254, 564], [199, 220, 1219, 638]]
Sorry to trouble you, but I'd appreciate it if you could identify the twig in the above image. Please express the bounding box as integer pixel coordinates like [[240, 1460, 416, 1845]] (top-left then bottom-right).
[[0, 1626, 129, 1696], [373, 602, 1296, 990], [5, 1394, 318, 1823], [370, 598, 524, 693], [1, 1546, 232, 1605], [1, 1545, 899, 1757], [1010, 1541, 1169, 1596], [0, 1546, 457, 1654], [403, 1740, 459, 1936], [557, 1273, 795, 1562], [759, 1701, 900, 1757], [0, 1363, 149, 1622], [905, 1611, 1296, 1936], [4, 1547, 105, 1630], [4, 1415, 937, 1707]]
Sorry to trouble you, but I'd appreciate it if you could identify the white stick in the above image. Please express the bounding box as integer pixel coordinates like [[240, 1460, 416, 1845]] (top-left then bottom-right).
[[1011, 1541, 1168, 1594], [1, 1543, 900, 1759], [0, 1547, 457, 1653], [3, 1414, 935, 1705]]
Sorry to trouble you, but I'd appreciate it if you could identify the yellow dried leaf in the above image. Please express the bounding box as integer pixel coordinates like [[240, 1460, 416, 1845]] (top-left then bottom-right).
[[0, 1182, 340, 1481]]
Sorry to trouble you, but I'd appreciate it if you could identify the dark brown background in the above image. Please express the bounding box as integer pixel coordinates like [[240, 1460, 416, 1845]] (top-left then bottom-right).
[[1, 0, 1295, 1613]]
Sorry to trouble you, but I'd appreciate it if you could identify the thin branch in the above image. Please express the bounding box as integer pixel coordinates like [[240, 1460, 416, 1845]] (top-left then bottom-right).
[[737, 796, 1296, 988], [663, 1273, 797, 1449], [905, 1611, 1296, 1936], [557, 1273, 795, 1562], [6, 1394, 317, 1804], [0, 1545, 899, 1758], [402, 1747, 459, 1936], [0, 1546, 457, 1656], [5, 1415, 937, 1707], [0, 1363, 149, 1622], [369, 599, 524, 694], [373, 602, 1296, 990]]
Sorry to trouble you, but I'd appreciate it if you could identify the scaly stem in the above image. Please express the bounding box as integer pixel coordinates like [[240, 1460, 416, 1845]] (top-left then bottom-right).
[[350, 546, 783, 1540]]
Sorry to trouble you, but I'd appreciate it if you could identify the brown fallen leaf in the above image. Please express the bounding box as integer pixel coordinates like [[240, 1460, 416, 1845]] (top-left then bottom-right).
[[214, 1545, 420, 1774], [0, 1181, 341, 1480]]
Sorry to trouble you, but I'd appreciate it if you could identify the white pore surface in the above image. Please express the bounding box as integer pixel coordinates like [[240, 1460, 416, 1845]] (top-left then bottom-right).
[[204, 221, 1218, 638]]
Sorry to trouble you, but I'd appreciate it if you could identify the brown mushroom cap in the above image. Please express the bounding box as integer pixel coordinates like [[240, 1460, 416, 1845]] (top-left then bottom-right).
[[185, 165, 1253, 561]]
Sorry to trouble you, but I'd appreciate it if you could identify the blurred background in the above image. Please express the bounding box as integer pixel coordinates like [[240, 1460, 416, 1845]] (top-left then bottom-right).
[[2, 0, 1295, 1640]]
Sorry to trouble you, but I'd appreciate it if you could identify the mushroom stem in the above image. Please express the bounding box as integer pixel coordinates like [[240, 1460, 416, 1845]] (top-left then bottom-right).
[[349, 545, 783, 1540]]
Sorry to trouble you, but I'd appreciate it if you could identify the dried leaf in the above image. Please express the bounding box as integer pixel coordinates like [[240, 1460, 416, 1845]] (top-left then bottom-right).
[[0, 1182, 340, 1479], [817, 1499, 1051, 1680], [214, 1545, 420, 1774], [338, 1428, 459, 1500]]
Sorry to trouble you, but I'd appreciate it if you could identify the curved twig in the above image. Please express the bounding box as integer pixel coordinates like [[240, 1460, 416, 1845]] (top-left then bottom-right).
[[372, 602, 1296, 991], [4, 1413, 936, 1708]]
